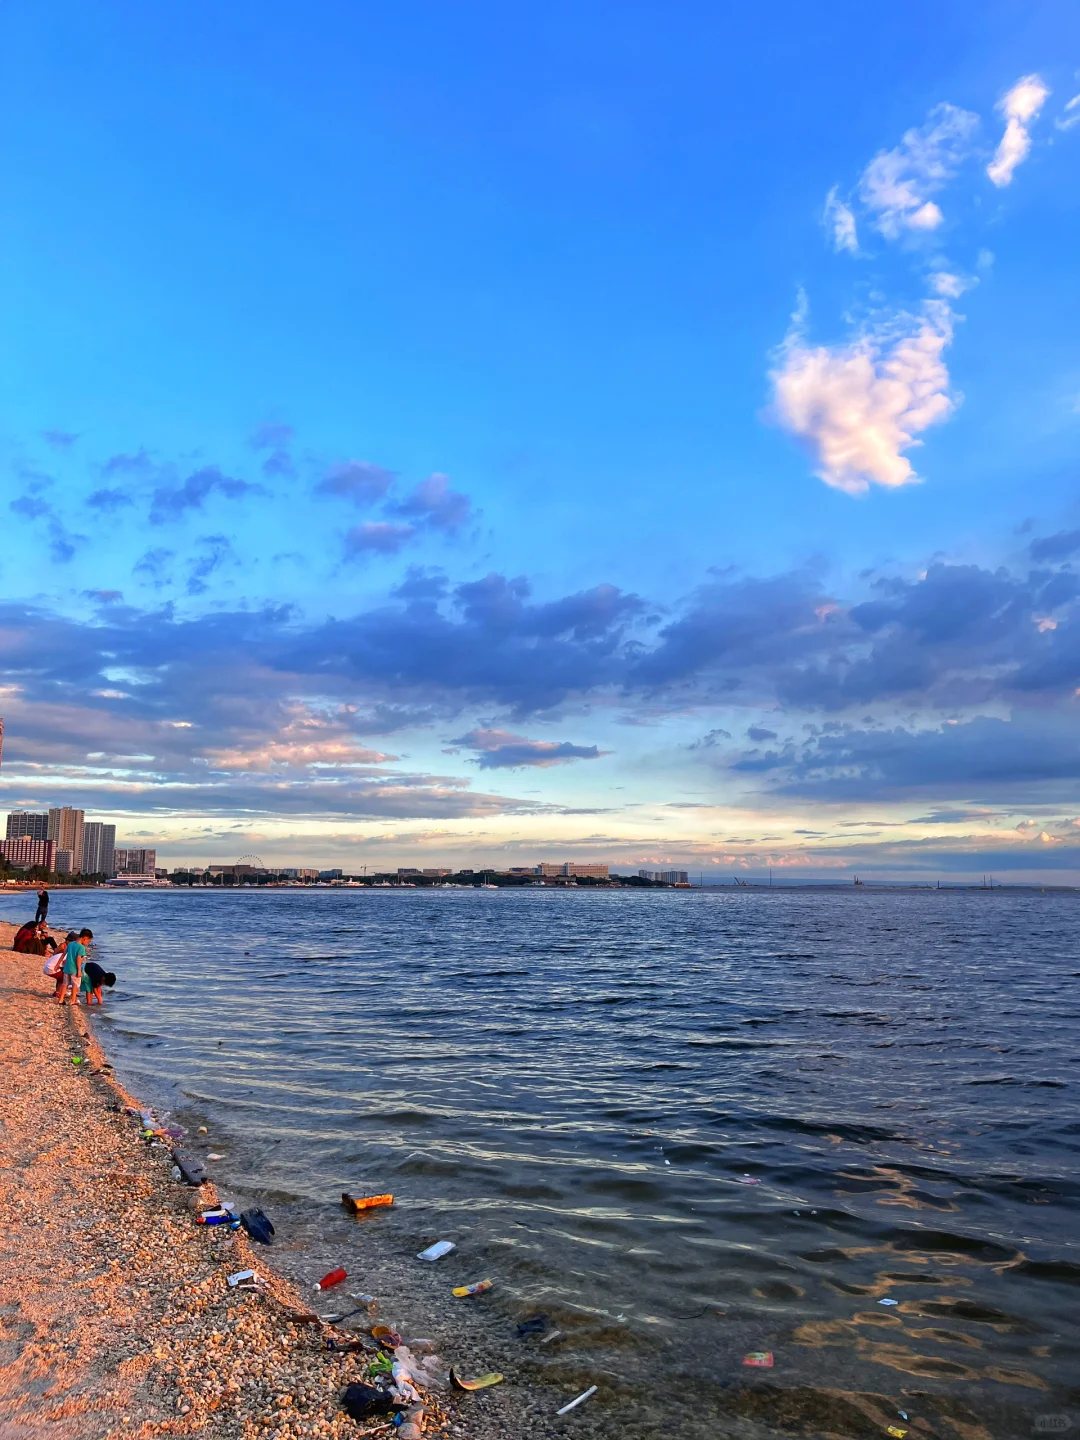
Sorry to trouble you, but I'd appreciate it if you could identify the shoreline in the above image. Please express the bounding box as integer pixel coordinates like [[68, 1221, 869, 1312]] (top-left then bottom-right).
[[0, 922, 468, 1440]]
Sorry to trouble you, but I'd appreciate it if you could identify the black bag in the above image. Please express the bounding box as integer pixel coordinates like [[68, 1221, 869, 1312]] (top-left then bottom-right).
[[340, 1383, 397, 1421], [240, 1208, 275, 1244]]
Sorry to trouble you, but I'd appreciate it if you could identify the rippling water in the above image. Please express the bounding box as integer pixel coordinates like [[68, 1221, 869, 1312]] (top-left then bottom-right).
[[7, 886, 1078, 1438]]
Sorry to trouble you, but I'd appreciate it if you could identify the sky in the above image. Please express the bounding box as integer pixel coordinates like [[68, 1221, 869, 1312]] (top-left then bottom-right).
[[2, 0, 1080, 880]]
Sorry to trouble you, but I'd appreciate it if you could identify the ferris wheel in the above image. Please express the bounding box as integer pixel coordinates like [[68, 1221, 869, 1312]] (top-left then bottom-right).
[[236, 854, 265, 870]]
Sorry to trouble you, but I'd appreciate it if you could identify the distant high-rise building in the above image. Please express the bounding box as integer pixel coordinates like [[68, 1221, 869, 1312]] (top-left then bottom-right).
[[48, 808, 85, 874], [0, 836, 56, 870], [6, 812, 49, 842], [81, 822, 117, 877], [55, 848, 74, 874], [114, 847, 156, 876]]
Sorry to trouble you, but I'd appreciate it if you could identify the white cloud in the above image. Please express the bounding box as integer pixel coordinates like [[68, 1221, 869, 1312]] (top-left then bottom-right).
[[771, 299, 957, 495], [987, 74, 1050, 186], [823, 186, 858, 253], [859, 103, 979, 238], [929, 270, 975, 299], [1056, 93, 1080, 133]]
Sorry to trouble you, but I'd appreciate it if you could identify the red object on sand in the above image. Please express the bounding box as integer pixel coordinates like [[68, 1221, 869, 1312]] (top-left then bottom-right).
[[315, 1267, 347, 1291]]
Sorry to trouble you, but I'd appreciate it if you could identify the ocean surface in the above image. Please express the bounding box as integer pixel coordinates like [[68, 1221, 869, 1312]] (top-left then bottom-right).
[[7, 886, 1078, 1438]]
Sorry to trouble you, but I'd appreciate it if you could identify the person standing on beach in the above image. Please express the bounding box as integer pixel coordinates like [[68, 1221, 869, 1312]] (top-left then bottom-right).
[[57, 928, 93, 1006], [35, 888, 49, 923]]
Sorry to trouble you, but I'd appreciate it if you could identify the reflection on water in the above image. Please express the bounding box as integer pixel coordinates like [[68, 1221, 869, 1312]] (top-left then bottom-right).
[[6, 886, 1077, 1439]]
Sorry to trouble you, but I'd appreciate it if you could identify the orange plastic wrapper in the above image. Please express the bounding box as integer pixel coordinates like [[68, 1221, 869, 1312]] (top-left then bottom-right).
[[341, 1192, 394, 1213]]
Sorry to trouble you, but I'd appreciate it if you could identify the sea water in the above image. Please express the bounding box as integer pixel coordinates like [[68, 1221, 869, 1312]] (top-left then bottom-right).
[[6, 886, 1077, 1438]]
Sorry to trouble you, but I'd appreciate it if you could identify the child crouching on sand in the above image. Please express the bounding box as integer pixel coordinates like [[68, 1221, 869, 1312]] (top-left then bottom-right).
[[80, 960, 116, 1006], [56, 929, 93, 1006]]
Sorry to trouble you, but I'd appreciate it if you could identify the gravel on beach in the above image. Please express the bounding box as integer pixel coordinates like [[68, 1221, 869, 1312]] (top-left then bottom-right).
[[0, 923, 466, 1440]]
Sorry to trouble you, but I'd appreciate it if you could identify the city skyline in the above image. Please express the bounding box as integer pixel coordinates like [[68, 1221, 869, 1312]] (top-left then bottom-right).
[[2, 3, 1080, 881]]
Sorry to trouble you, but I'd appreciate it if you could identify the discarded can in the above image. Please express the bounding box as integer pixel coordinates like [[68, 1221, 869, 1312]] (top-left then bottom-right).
[[227, 1269, 257, 1287], [315, 1267, 347, 1291], [743, 1352, 774, 1367], [452, 1280, 492, 1297], [556, 1385, 597, 1415], [342, 1192, 394, 1213], [417, 1241, 455, 1261], [451, 1369, 504, 1391]]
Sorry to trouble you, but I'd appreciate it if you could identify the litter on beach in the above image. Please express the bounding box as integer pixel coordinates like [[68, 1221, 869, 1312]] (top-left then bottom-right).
[[742, 1351, 774, 1367], [556, 1385, 597, 1415], [887, 1429, 908, 1437], [452, 1279, 492, 1297], [878, 1297, 899, 1306], [170, 1151, 208, 1186], [416, 1241, 455, 1261], [227, 1269, 257, 1287], [450, 1369, 504, 1391], [240, 1208, 275, 1244], [315, 1267, 347, 1291], [517, 1312, 548, 1336], [206, 1152, 225, 1161], [342, 1192, 394, 1213]]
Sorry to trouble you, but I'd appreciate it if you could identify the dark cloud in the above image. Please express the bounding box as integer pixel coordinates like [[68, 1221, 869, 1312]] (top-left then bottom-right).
[[250, 422, 295, 479], [737, 713, 1080, 802], [631, 570, 838, 693], [686, 728, 732, 749], [392, 473, 473, 532], [318, 461, 396, 506], [747, 725, 778, 741], [344, 522, 416, 556], [9, 493, 83, 561], [101, 449, 157, 479], [83, 590, 124, 605], [1030, 529, 1080, 562], [449, 726, 605, 769], [41, 430, 78, 449], [149, 466, 261, 523], [133, 548, 176, 585], [86, 488, 134, 512], [186, 536, 235, 596], [10, 496, 50, 520]]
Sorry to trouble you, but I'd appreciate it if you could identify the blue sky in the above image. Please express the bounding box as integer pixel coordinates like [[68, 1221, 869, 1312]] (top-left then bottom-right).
[[2, 1, 1080, 878]]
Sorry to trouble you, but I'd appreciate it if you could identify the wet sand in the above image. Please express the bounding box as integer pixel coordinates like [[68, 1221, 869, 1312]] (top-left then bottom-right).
[[0, 925, 477, 1440]]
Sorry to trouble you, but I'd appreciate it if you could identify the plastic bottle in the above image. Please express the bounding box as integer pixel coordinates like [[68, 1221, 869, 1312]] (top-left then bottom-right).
[[315, 1266, 347, 1291]]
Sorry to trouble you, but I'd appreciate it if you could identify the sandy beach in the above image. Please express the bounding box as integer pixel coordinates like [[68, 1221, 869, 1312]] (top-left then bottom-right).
[[0, 922, 458, 1440]]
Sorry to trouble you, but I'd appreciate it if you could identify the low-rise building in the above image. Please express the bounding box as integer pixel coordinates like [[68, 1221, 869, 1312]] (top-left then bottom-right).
[[0, 836, 56, 870]]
